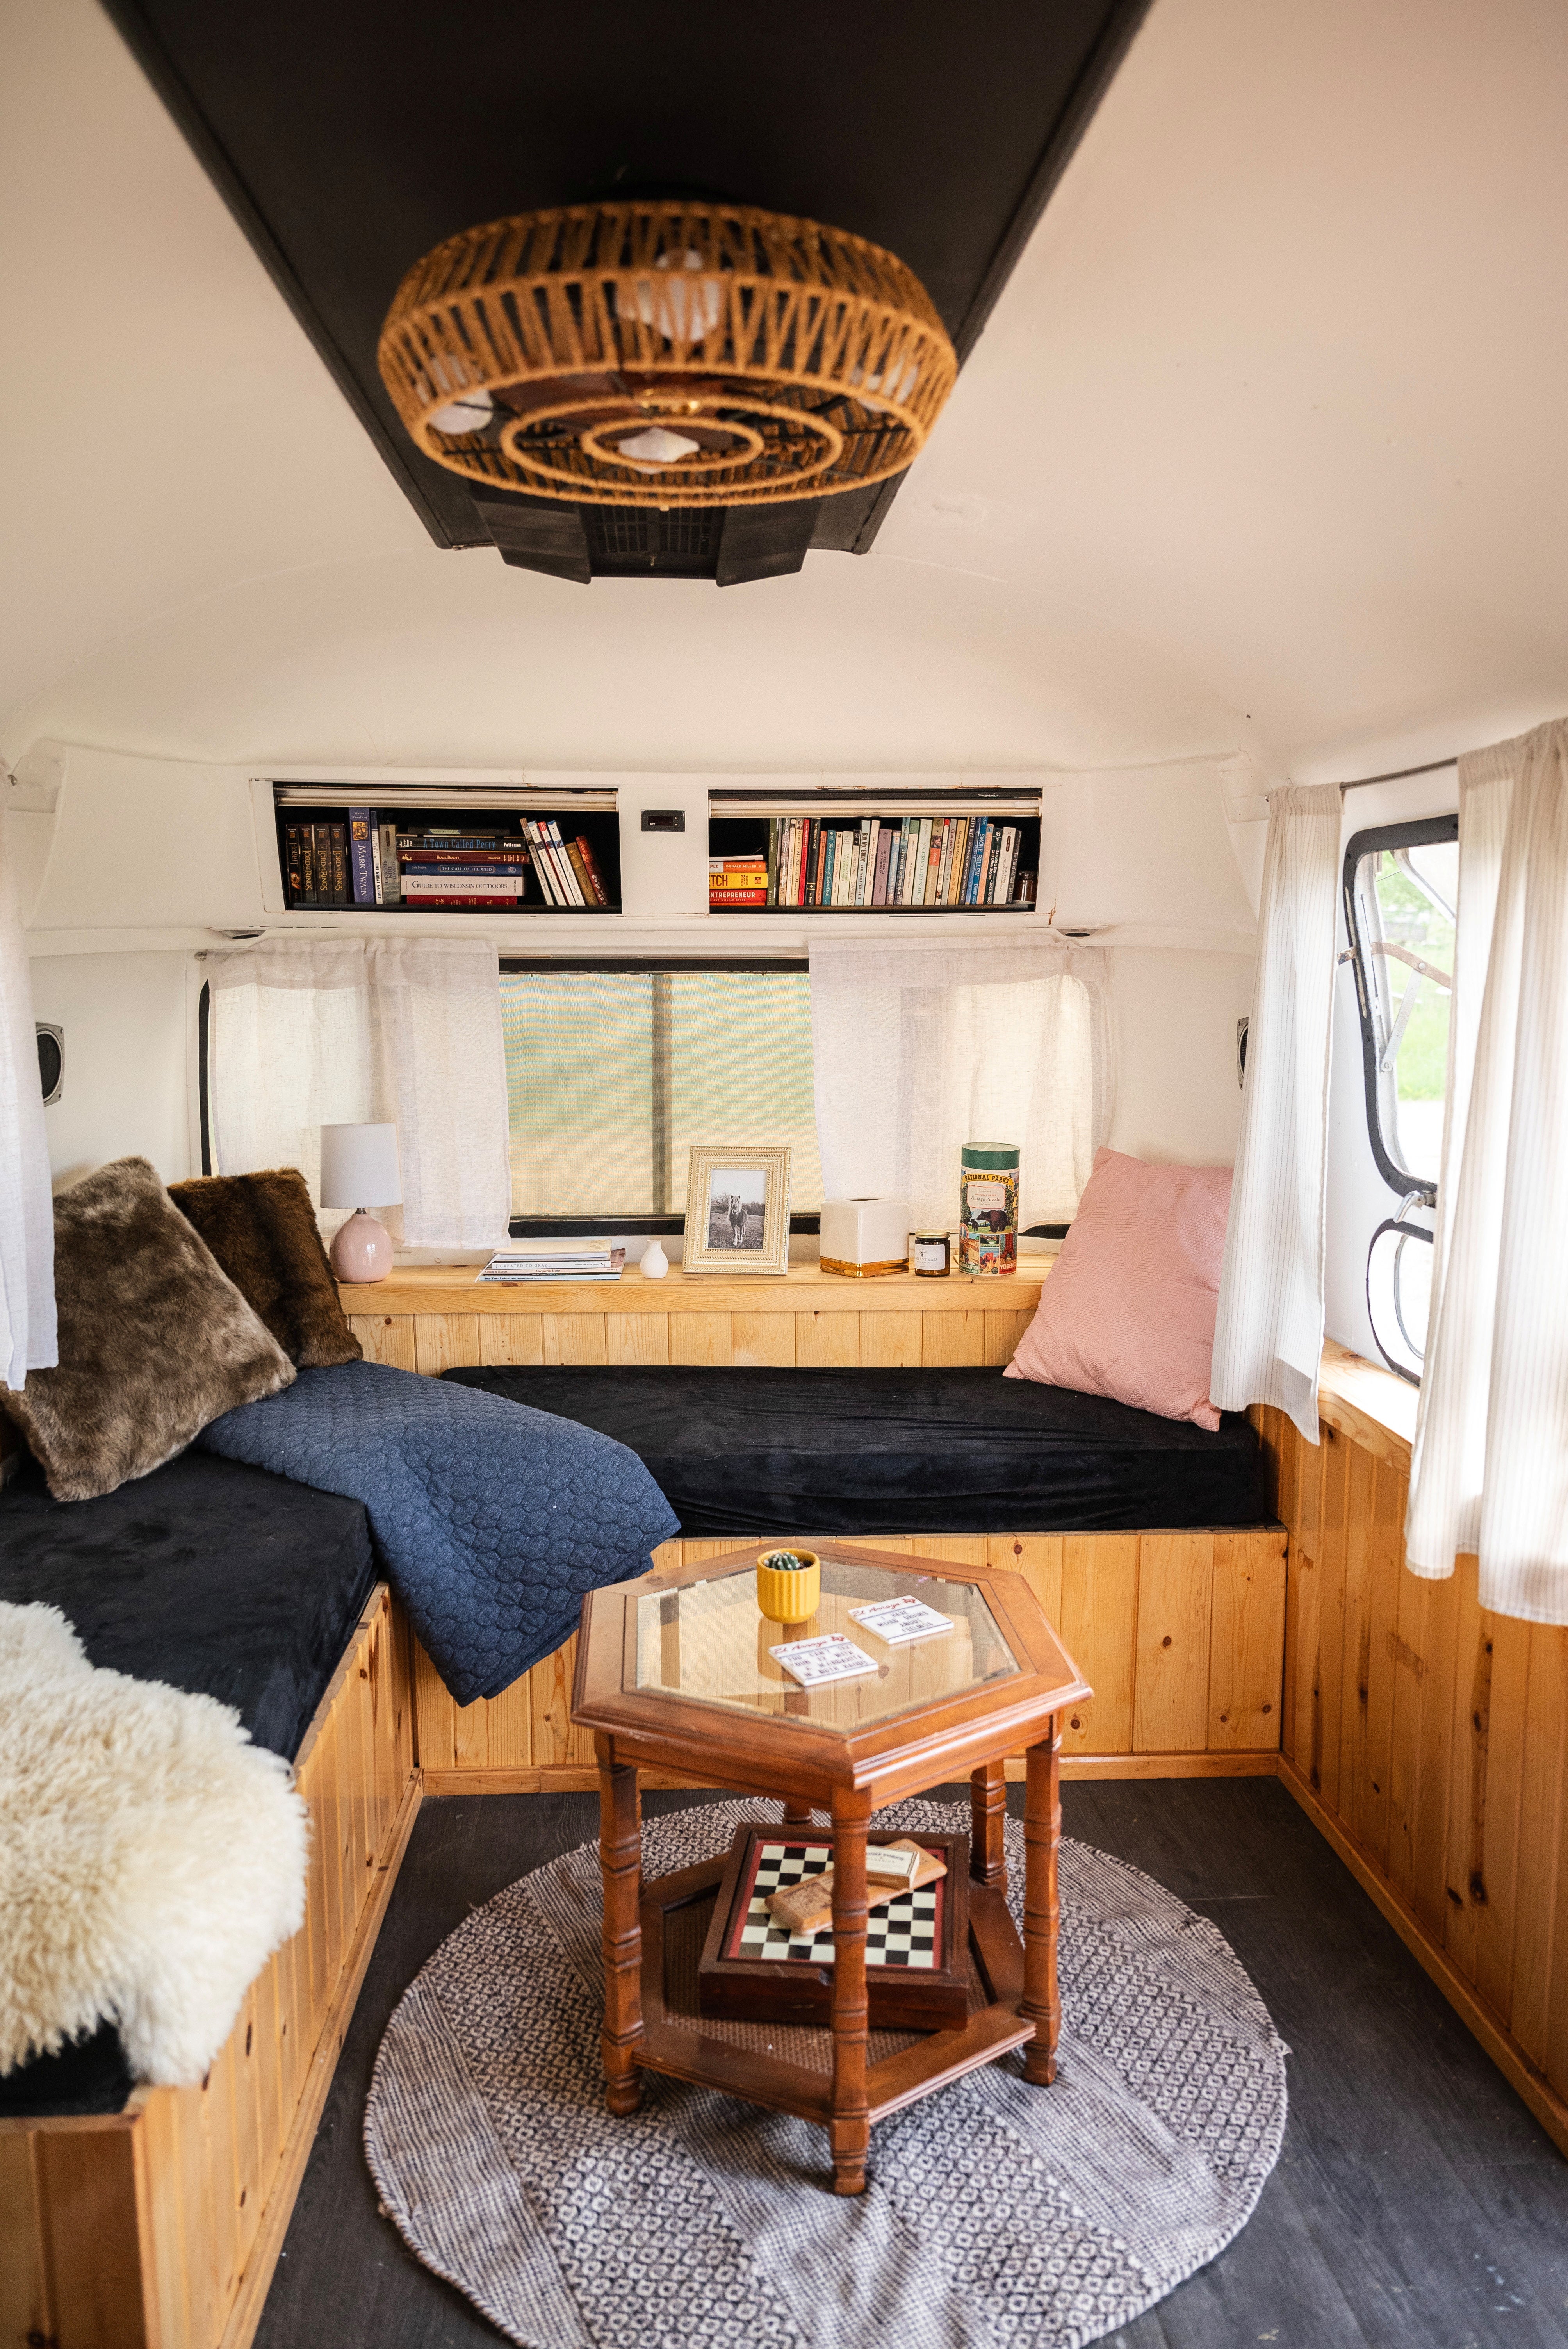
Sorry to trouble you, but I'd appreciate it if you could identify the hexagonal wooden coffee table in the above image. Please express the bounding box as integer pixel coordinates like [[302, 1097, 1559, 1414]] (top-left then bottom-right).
[[571, 1538, 1090, 2195]]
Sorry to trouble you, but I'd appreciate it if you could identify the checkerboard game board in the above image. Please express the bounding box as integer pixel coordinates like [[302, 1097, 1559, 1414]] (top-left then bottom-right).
[[724, 1841, 942, 1970]]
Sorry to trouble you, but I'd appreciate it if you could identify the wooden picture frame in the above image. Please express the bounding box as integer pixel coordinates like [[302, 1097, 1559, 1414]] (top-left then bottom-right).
[[682, 1142, 791, 1275]]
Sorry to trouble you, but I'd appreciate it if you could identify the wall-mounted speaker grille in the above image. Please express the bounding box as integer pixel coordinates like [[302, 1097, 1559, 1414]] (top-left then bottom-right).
[[36, 1023, 62, 1105]]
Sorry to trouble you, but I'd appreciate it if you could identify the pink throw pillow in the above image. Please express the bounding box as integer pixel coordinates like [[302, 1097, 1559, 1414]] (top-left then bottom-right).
[[1005, 1149, 1232, 1429]]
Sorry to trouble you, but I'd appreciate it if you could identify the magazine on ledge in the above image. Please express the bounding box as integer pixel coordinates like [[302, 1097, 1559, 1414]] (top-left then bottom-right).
[[477, 1247, 625, 1284]]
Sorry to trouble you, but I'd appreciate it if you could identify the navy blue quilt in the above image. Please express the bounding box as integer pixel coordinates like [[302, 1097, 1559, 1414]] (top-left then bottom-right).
[[196, 1362, 678, 1704]]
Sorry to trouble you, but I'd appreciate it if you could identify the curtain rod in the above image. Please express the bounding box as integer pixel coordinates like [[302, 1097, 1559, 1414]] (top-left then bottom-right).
[[1338, 755, 1457, 793]]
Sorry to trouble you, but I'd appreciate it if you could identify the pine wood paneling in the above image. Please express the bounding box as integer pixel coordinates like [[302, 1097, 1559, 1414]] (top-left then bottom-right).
[[667, 1312, 731, 1365], [348, 1312, 416, 1369], [1134, 1535, 1215, 1754], [982, 1308, 1033, 1367], [1208, 1529, 1287, 1749], [795, 1310, 860, 1367], [919, 1310, 985, 1366], [606, 1313, 671, 1365], [1057, 1535, 1138, 1756], [478, 1313, 545, 1365], [412, 1313, 481, 1374], [858, 1311, 923, 1367], [542, 1314, 608, 1365], [732, 1313, 796, 1367], [1271, 1380, 1568, 2163]]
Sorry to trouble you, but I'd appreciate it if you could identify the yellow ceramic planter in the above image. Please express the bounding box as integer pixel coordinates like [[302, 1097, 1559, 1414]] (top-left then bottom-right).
[[755, 1549, 821, 1625]]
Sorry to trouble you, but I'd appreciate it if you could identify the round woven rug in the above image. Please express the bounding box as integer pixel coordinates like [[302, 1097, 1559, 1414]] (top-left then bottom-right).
[[365, 1799, 1287, 2349]]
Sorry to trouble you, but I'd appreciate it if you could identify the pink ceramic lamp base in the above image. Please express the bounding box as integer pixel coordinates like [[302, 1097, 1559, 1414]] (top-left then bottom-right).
[[330, 1210, 395, 1283]]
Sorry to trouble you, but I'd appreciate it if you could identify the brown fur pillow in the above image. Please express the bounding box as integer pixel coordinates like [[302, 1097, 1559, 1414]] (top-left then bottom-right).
[[0, 1157, 296, 1502], [169, 1169, 362, 1369]]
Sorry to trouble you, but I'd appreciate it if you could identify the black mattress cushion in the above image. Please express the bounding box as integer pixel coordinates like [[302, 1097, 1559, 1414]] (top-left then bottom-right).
[[0, 1446, 374, 2117], [438, 1365, 1267, 1537], [0, 1448, 375, 1761]]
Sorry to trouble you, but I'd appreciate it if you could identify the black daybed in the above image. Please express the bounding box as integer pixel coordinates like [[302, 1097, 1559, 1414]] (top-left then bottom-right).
[[439, 1364, 1267, 1536]]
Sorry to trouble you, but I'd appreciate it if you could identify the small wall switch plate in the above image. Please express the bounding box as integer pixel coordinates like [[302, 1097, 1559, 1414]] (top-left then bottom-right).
[[641, 809, 685, 832]]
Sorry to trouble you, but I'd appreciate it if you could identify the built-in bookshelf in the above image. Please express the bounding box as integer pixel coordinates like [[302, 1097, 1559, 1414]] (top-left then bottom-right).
[[271, 784, 621, 914], [707, 786, 1042, 914]]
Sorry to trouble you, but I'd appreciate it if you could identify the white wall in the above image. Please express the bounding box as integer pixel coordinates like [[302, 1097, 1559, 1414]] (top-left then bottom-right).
[[1108, 950, 1252, 1168], [28, 952, 193, 1193]]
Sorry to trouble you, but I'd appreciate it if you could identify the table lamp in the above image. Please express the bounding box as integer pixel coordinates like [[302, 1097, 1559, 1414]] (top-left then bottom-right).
[[320, 1121, 402, 1283]]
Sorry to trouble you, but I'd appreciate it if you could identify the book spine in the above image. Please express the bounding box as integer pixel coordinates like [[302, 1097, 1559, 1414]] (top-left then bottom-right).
[[349, 808, 376, 904], [565, 838, 597, 906], [914, 816, 934, 905], [999, 825, 1017, 904], [822, 826, 837, 906], [937, 817, 955, 905], [524, 820, 559, 905], [900, 817, 918, 905], [402, 874, 527, 896], [926, 819, 943, 904], [978, 823, 998, 906], [962, 822, 986, 902], [547, 819, 587, 907], [855, 818, 872, 906], [399, 850, 530, 866], [378, 822, 401, 903], [404, 896, 519, 909], [842, 825, 859, 907], [943, 822, 967, 902], [871, 821, 892, 906], [330, 822, 348, 904], [284, 823, 305, 907], [369, 820, 384, 905], [574, 834, 611, 908], [766, 818, 779, 908], [395, 833, 507, 850], [813, 820, 828, 906]]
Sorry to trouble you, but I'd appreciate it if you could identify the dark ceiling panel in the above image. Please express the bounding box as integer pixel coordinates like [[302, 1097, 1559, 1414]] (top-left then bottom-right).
[[102, 0, 1150, 575]]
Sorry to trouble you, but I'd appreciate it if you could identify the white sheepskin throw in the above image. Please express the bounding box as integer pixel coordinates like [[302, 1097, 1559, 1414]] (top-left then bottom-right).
[[0, 1601, 309, 2086]]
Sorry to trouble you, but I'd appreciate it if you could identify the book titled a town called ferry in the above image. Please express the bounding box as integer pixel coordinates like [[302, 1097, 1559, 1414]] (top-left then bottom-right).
[[476, 1247, 626, 1285]]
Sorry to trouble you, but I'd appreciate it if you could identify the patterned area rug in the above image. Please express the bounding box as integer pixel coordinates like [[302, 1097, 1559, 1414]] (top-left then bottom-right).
[[365, 1800, 1288, 2349]]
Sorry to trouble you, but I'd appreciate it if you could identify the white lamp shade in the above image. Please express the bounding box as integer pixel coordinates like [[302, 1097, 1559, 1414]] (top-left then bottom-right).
[[319, 1122, 403, 1210]]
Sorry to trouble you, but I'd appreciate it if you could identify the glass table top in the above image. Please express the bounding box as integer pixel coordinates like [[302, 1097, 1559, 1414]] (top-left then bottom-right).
[[632, 1557, 1020, 1731]]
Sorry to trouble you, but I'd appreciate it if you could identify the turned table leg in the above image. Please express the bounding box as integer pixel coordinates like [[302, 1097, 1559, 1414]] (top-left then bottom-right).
[[597, 1745, 643, 2116], [781, 1797, 816, 1831], [970, 1757, 1007, 1889], [828, 1789, 872, 2195], [1021, 1717, 1062, 2086]]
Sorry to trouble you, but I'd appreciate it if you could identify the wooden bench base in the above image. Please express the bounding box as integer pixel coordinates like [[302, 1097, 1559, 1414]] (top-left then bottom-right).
[[1, 1586, 418, 2349]]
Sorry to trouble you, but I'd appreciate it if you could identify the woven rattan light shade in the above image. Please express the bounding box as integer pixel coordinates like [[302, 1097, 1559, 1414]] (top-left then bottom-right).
[[378, 201, 957, 510]]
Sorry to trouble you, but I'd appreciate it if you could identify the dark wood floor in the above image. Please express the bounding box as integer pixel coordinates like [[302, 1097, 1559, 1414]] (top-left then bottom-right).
[[255, 1778, 1568, 2349]]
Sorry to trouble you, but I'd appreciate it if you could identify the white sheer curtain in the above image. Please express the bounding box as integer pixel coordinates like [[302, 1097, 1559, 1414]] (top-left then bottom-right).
[[1406, 720, 1568, 1621], [808, 936, 1114, 1232], [0, 819, 55, 1386], [1210, 782, 1342, 1443], [206, 939, 510, 1251]]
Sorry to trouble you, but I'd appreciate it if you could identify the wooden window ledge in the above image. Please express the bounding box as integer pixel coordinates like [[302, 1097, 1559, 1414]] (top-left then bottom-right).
[[1316, 1338, 1417, 1474]]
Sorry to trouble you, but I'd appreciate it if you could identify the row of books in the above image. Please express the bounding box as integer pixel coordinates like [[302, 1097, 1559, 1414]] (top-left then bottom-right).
[[477, 1246, 625, 1285], [708, 815, 1037, 910], [282, 813, 613, 910]]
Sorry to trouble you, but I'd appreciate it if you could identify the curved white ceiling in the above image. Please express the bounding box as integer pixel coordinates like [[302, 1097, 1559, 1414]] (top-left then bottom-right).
[[3, 0, 1566, 778]]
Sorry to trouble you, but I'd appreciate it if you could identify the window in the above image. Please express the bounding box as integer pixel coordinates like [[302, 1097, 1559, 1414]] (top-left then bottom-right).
[[1343, 815, 1458, 1378], [501, 961, 822, 1231]]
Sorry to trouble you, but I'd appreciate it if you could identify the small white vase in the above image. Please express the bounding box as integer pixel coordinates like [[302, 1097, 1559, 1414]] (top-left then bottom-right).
[[640, 1238, 669, 1279]]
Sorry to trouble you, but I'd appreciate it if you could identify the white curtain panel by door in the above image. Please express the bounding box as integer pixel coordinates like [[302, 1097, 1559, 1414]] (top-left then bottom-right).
[[1210, 782, 1342, 1444], [205, 939, 510, 1250], [809, 936, 1113, 1233], [1407, 721, 1568, 1623], [0, 816, 56, 1385]]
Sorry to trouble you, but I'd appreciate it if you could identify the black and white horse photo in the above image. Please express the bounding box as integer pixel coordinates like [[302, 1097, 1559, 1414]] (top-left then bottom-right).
[[706, 1167, 766, 1249]]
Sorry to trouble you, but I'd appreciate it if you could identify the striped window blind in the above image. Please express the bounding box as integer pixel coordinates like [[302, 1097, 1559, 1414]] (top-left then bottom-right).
[[501, 964, 822, 1221]]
